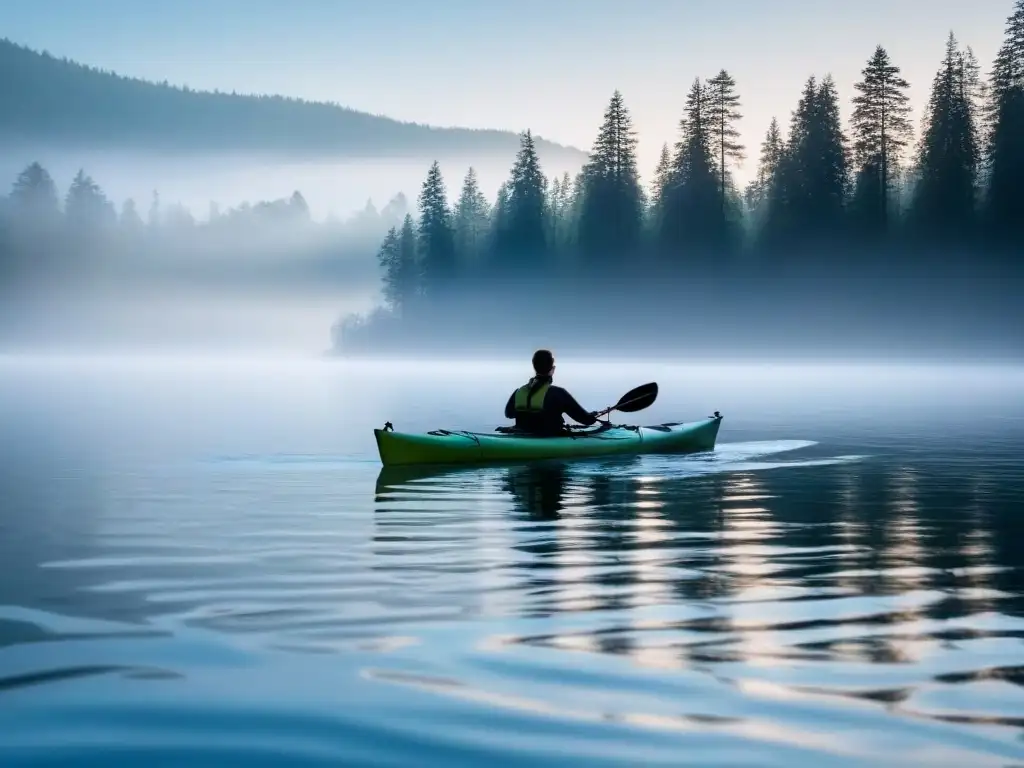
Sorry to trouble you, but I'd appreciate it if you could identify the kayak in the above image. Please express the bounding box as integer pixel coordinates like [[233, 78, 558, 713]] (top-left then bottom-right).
[[374, 413, 723, 467]]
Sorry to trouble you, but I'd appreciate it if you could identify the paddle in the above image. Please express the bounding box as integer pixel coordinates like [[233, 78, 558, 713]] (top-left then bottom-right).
[[594, 382, 658, 419]]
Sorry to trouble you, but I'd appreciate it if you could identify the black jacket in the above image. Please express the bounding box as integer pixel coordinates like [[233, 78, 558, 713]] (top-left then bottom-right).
[[504, 383, 597, 435]]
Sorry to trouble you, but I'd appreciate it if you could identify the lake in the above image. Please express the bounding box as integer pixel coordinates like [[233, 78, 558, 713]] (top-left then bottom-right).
[[1, 355, 1023, 766]]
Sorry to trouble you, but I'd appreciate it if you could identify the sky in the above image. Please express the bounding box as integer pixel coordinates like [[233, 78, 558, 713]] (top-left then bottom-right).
[[0, 0, 1015, 186]]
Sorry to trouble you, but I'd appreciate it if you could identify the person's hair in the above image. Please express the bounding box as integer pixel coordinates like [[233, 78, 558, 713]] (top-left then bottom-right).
[[532, 349, 554, 375]]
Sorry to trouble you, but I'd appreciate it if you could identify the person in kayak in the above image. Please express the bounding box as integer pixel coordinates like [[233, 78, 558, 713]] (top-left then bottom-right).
[[504, 349, 601, 436]]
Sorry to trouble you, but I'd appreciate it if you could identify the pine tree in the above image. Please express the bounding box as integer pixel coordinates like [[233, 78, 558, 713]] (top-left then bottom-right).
[[497, 130, 549, 270], [649, 142, 673, 226], [454, 167, 490, 269], [374, 214, 421, 318], [65, 169, 115, 236], [9, 162, 59, 224], [985, 0, 1024, 243], [377, 226, 402, 310], [661, 78, 721, 257], [850, 46, 913, 235], [706, 70, 745, 218], [764, 76, 849, 247], [910, 32, 981, 239], [546, 175, 564, 249], [554, 171, 575, 250], [416, 161, 456, 295], [814, 76, 851, 230], [397, 214, 419, 309], [561, 171, 587, 253], [764, 77, 818, 245], [578, 90, 645, 263], [6, 162, 61, 273], [490, 181, 511, 249], [745, 118, 784, 212]]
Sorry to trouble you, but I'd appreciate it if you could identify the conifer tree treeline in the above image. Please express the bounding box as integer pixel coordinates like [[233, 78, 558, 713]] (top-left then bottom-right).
[[0, 161, 397, 293], [355, 5, 1022, 333], [1, 3, 1021, 349]]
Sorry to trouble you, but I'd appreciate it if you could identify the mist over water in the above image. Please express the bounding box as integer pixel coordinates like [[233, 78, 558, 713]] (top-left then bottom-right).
[[0, 147, 574, 222], [1, 3, 1023, 761]]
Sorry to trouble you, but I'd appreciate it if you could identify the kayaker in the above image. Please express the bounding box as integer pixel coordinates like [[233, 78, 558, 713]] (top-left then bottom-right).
[[504, 349, 600, 436]]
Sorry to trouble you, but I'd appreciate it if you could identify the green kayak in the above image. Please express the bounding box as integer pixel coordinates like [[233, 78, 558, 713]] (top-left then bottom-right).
[[374, 413, 723, 467]]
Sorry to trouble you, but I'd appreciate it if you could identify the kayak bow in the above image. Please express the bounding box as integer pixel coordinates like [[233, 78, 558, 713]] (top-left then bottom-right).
[[374, 413, 723, 467]]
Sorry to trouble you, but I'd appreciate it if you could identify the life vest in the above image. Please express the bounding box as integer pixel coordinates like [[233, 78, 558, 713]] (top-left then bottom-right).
[[512, 377, 562, 435], [513, 378, 551, 412]]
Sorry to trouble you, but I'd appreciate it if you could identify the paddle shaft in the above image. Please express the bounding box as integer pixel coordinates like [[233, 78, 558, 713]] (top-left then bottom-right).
[[595, 391, 649, 418]]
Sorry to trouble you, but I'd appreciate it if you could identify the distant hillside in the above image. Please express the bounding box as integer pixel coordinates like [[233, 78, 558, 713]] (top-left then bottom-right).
[[0, 39, 588, 163]]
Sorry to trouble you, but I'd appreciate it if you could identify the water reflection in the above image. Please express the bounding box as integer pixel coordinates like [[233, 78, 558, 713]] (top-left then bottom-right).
[[372, 446, 1024, 737], [1, 415, 1022, 760]]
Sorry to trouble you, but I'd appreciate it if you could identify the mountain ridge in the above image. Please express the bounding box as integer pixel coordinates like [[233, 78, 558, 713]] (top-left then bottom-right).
[[0, 38, 588, 163]]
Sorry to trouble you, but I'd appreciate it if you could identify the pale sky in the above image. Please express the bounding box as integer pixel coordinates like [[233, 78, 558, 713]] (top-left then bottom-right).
[[0, 0, 1014, 185]]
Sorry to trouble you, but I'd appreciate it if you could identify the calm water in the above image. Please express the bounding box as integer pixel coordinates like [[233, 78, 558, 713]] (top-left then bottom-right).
[[1, 356, 1023, 767]]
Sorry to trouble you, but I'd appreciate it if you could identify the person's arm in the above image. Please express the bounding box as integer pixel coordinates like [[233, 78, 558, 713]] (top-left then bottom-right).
[[504, 391, 516, 419], [557, 388, 598, 426]]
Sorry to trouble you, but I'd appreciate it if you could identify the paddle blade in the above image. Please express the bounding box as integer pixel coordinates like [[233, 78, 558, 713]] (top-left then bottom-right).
[[613, 382, 658, 413]]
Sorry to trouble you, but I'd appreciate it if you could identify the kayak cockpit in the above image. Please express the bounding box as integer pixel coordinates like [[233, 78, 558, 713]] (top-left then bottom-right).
[[492, 422, 626, 439]]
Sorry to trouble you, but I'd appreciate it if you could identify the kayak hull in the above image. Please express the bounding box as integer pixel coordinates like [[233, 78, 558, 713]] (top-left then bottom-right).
[[374, 415, 723, 467]]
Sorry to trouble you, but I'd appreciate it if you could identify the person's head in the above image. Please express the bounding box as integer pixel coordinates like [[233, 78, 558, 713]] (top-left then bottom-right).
[[532, 349, 555, 377]]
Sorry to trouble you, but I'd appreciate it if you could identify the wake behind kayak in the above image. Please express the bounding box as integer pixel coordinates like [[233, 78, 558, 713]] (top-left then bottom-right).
[[374, 413, 724, 467]]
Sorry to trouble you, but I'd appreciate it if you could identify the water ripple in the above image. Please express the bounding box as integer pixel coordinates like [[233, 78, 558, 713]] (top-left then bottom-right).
[[3, 363, 1024, 765]]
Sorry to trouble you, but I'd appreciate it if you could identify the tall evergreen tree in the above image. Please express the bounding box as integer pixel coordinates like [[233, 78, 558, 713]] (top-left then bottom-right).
[[910, 33, 981, 239], [764, 76, 850, 247], [814, 76, 852, 230], [745, 118, 784, 212], [578, 91, 645, 263], [985, 0, 1024, 244], [454, 167, 490, 270], [764, 78, 816, 245], [553, 171, 575, 250], [65, 169, 115, 237], [6, 162, 61, 275], [661, 79, 721, 257], [546, 175, 567, 250], [563, 170, 587, 253], [397, 214, 419, 309], [377, 226, 402, 310], [706, 70, 745, 218], [416, 161, 456, 295], [497, 130, 548, 270], [850, 46, 913, 235], [374, 214, 421, 317], [490, 181, 511, 250], [649, 142, 673, 227], [10, 162, 59, 224]]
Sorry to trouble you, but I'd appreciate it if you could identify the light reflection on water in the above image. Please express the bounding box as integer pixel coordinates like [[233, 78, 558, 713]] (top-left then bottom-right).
[[0, 358, 1023, 766]]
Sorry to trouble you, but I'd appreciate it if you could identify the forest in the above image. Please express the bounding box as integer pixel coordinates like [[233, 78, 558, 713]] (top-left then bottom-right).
[[335, 4, 1024, 358], [1, 4, 1022, 357], [0, 38, 582, 162], [0, 162, 407, 297]]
